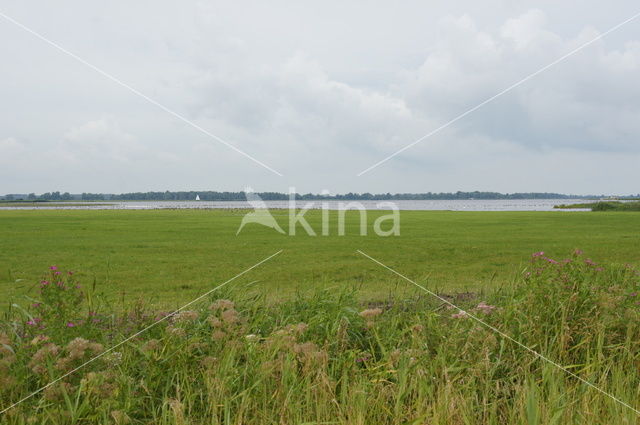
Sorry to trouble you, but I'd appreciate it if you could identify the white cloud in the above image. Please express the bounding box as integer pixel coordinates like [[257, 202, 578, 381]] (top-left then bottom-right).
[[62, 117, 144, 162], [1, 1, 639, 194]]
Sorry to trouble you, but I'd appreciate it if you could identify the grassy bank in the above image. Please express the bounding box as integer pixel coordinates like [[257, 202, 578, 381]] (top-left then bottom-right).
[[1, 253, 640, 423], [555, 201, 640, 211], [1, 209, 640, 309]]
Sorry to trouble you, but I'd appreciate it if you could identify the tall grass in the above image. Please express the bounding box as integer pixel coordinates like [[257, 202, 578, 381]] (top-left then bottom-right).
[[1, 251, 640, 424], [555, 201, 640, 211]]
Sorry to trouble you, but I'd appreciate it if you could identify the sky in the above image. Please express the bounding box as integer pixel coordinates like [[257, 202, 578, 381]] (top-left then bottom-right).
[[0, 1, 639, 196]]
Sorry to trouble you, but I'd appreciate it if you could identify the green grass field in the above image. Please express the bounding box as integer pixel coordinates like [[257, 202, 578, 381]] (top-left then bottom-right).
[[1, 209, 639, 308], [2, 208, 640, 423]]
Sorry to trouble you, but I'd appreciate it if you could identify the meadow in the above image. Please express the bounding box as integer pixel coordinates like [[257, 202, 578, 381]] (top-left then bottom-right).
[[1, 251, 640, 423], [1, 209, 639, 308], [1, 209, 640, 424]]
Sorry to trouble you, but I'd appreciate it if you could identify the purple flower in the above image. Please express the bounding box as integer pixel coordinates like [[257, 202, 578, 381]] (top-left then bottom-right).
[[26, 317, 42, 326], [49, 266, 58, 270], [629, 292, 637, 297], [54, 271, 61, 275], [66, 322, 76, 327]]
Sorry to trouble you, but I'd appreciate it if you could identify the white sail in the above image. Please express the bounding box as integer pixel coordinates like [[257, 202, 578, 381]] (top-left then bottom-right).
[[195, 195, 200, 201]]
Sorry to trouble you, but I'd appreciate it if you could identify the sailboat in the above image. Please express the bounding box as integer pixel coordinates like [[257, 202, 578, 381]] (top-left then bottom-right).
[[195, 195, 200, 201]]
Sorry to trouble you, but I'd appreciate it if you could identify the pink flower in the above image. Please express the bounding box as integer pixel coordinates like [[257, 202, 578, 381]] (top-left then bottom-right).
[[49, 266, 58, 270], [585, 259, 597, 266], [54, 271, 61, 275], [40, 280, 49, 286], [476, 302, 496, 314], [451, 310, 468, 319], [66, 322, 76, 327], [574, 249, 583, 256], [544, 257, 559, 265], [532, 252, 545, 258]]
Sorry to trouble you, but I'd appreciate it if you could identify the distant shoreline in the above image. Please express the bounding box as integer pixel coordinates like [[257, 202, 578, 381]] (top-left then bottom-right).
[[2, 190, 637, 203]]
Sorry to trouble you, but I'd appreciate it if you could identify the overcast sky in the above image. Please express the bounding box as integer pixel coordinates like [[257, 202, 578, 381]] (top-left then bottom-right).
[[1, 1, 639, 195]]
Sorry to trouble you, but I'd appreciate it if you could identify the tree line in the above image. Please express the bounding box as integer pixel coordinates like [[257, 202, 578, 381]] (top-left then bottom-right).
[[2, 190, 609, 201]]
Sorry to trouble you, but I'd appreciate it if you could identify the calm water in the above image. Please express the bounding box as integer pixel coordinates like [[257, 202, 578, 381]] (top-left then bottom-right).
[[0, 199, 596, 211]]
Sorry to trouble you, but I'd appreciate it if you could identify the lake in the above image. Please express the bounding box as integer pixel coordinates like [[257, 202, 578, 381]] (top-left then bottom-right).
[[0, 199, 596, 211]]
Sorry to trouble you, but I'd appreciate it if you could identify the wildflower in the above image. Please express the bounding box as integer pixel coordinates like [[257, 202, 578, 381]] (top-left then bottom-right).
[[103, 351, 123, 366], [585, 259, 597, 266], [29, 343, 61, 375], [209, 299, 235, 311], [142, 339, 161, 352], [49, 266, 58, 270], [40, 280, 49, 286], [212, 330, 226, 340], [544, 257, 559, 264], [66, 322, 76, 327], [630, 292, 638, 297], [359, 308, 383, 319], [595, 267, 604, 272], [166, 326, 186, 337], [293, 342, 328, 366], [532, 251, 545, 258], [574, 249, 584, 256], [30, 335, 49, 345], [451, 310, 467, 319], [174, 310, 199, 323], [43, 381, 72, 402], [220, 308, 240, 324], [208, 316, 223, 328], [476, 302, 496, 314]]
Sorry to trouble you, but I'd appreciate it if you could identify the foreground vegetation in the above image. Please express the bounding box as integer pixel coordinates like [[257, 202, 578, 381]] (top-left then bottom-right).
[[1, 252, 640, 423], [555, 201, 640, 211], [2, 209, 639, 308]]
